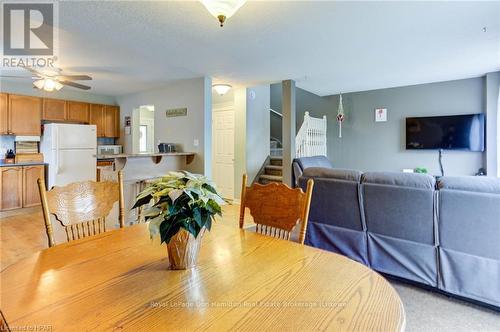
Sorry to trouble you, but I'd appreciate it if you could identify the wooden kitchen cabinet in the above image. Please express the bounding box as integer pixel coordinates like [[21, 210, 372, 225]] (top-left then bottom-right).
[[67, 101, 90, 123], [22, 165, 44, 208], [104, 105, 120, 137], [90, 104, 105, 137], [0, 93, 7, 135], [0, 167, 23, 211], [8, 94, 42, 135], [43, 98, 67, 121]]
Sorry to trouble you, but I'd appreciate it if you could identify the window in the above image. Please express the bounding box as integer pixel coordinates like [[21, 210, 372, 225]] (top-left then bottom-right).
[[139, 125, 148, 153]]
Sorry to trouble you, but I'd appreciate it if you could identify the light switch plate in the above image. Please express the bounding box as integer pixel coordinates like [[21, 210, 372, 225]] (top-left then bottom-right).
[[193, 139, 199, 147]]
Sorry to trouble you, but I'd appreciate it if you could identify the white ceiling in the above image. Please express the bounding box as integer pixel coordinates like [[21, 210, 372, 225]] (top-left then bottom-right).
[[2, 1, 499, 97]]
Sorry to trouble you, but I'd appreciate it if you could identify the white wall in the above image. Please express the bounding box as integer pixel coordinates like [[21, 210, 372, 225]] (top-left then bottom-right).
[[233, 87, 247, 199], [117, 77, 212, 175]]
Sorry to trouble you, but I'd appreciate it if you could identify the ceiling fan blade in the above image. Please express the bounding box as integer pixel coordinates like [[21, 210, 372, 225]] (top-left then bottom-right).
[[59, 80, 91, 90], [23, 66, 45, 77], [56, 75, 92, 81], [0, 75, 31, 78]]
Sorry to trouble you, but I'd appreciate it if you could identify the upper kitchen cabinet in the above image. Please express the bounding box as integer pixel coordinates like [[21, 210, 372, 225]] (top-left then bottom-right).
[[0, 93, 7, 135], [90, 104, 105, 137], [8, 94, 42, 136], [67, 101, 90, 123], [42, 98, 67, 121], [104, 105, 120, 138]]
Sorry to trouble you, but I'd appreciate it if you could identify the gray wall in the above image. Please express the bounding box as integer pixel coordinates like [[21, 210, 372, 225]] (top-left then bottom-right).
[[327, 77, 485, 176], [271, 76, 489, 176], [246, 85, 271, 184], [117, 77, 212, 175], [485, 72, 500, 177]]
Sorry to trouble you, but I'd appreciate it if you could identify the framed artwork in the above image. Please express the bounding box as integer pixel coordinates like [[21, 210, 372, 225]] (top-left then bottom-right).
[[375, 108, 387, 122]]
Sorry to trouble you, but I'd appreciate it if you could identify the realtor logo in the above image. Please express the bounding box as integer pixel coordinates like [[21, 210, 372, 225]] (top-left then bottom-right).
[[3, 2, 54, 56]]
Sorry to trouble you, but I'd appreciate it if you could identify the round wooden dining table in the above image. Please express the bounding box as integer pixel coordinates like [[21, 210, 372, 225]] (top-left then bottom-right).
[[1, 222, 405, 331]]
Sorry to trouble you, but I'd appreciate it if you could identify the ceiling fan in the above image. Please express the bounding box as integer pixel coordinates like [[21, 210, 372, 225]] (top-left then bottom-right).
[[0, 67, 92, 92]]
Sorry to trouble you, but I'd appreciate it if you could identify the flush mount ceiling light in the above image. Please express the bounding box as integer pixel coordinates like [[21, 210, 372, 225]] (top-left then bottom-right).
[[33, 78, 63, 92], [201, 0, 246, 27], [213, 84, 232, 95]]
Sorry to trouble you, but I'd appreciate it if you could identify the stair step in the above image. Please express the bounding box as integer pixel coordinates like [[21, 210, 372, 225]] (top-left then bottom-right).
[[269, 157, 283, 166], [259, 174, 283, 184], [264, 165, 283, 176]]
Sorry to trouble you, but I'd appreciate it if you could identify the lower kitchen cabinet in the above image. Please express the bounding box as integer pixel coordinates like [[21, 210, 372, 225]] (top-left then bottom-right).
[[22, 165, 45, 208], [0, 165, 45, 211], [0, 167, 23, 211]]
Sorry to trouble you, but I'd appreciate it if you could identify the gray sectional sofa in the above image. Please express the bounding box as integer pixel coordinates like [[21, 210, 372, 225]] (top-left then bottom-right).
[[294, 156, 500, 309]]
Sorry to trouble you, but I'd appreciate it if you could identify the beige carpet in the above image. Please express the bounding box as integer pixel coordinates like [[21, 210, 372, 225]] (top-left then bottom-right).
[[392, 280, 500, 332]]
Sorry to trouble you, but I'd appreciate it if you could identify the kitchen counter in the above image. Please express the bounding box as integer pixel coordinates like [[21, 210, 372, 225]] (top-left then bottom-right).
[[0, 160, 47, 167]]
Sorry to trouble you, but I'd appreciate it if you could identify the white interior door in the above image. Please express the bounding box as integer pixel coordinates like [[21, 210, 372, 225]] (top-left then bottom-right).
[[212, 107, 235, 200]]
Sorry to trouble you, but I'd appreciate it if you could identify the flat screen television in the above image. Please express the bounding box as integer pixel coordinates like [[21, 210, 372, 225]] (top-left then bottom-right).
[[406, 114, 485, 151]]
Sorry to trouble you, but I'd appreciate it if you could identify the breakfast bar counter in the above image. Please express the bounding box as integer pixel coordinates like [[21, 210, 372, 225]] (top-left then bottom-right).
[[96, 152, 196, 224], [97, 152, 195, 160]]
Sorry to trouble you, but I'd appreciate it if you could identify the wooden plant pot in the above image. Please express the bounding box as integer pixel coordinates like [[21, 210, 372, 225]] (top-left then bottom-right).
[[167, 228, 205, 270]]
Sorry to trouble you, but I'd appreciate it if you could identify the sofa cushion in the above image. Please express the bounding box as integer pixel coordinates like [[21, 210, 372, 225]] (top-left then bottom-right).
[[437, 176, 500, 194], [292, 156, 334, 187], [362, 171, 435, 189], [293, 156, 333, 171], [302, 167, 362, 182]]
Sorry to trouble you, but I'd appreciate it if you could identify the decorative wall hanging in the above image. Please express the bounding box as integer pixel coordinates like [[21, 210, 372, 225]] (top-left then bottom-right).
[[336, 94, 345, 138], [375, 108, 387, 122]]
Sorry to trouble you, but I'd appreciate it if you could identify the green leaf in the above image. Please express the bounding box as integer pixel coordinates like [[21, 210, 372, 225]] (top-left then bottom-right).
[[160, 218, 181, 244], [132, 194, 153, 209]]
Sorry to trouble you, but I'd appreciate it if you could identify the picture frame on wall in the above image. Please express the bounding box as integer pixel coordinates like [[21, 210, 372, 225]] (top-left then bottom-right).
[[375, 108, 387, 122]]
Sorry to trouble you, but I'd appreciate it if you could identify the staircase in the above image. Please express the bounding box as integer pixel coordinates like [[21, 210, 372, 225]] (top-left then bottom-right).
[[258, 157, 283, 184], [257, 111, 327, 185]]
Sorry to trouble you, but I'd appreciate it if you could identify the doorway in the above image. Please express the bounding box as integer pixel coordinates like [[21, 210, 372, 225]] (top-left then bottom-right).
[[212, 93, 235, 200], [132, 105, 155, 154]]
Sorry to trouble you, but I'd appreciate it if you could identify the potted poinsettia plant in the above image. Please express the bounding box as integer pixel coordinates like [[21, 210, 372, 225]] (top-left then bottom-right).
[[133, 171, 225, 269]]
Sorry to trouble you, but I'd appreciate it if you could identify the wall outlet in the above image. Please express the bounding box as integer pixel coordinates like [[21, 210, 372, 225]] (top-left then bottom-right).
[[193, 139, 199, 147]]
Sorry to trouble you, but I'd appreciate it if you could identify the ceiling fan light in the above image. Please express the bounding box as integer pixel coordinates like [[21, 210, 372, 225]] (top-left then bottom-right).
[[33, 79, 45, 89], [213, 84, 232, 96], [201, 0, 246, 26], [43, 78, 56, 91]]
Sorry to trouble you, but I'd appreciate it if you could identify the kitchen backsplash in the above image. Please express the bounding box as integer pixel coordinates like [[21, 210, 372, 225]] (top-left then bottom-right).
[[97, 137, 116, 145], [0, 136, 15, 157], [1, 136, 115, 157]]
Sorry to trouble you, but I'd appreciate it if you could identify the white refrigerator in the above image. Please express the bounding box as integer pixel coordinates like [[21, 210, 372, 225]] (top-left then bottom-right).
[[40, 123, 97, 188]]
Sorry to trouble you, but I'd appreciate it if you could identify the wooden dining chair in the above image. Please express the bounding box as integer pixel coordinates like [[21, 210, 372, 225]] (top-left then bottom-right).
[[0, 310, 10, 332], [239, 174, 314, 244], [37, 171, 125, 247]]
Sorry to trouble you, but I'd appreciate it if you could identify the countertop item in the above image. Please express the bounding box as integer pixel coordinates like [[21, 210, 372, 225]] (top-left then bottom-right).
[[0, 223, 405, 331], [97, 152, 195, 159], [158, 143, 176, 153], [0, 160, 47, 167]]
